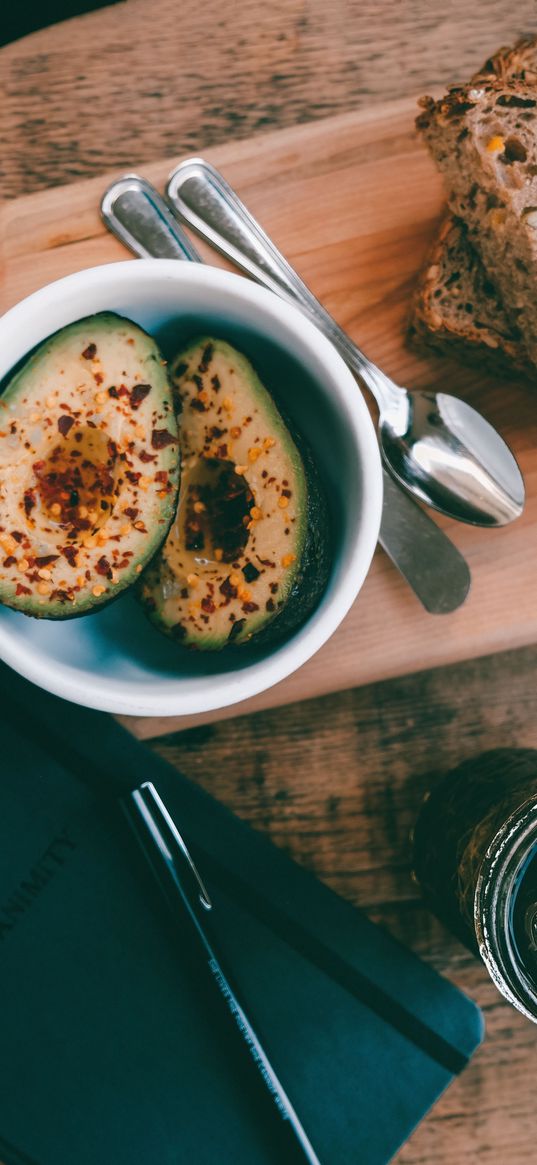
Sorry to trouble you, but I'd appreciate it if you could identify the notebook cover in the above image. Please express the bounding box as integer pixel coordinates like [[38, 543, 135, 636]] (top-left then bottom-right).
[[0, 666, 483, 1165]]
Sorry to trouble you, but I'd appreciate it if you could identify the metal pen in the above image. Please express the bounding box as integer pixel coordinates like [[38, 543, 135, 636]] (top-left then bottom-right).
[[122, 781, 321, 1165]]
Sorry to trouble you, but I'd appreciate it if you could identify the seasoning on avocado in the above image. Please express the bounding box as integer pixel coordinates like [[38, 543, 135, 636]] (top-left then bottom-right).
[[137, 336, 331, 649], [0, 312, 180, 619]]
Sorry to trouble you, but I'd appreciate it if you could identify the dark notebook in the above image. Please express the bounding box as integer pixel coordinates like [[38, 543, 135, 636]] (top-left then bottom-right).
[[0, 666, 483, 1165]]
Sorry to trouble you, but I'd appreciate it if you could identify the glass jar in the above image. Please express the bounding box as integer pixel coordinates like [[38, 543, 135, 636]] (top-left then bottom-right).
[[412, 748, 537, 1022]]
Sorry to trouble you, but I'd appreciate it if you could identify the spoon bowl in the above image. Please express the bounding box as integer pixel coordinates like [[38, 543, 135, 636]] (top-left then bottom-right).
[[379, 386, 525, 526]]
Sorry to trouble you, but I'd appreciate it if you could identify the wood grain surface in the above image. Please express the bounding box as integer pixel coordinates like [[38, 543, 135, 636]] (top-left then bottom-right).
[[3, 4, 537, 1163], [1, 0, 537, 200], [3, 102, 537, 738]]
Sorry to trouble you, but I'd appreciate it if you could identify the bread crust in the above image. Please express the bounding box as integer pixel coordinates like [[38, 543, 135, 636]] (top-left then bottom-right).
[[409, 36, 537, 375], [407, 214, 530, 375], [416, 73, 537, 372]]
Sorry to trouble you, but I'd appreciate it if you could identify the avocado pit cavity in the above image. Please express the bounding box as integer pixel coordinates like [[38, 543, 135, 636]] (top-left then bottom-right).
[[33, 426, 118, 533], [181, 457, 251, 566]]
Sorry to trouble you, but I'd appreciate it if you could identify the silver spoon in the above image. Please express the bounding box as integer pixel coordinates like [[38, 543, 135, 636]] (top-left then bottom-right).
[[165, 158, 525, 528], [101, 174, 471, 613]]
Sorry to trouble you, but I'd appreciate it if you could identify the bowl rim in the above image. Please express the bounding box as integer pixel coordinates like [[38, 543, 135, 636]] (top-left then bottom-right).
[[0, 260, 383, 716]]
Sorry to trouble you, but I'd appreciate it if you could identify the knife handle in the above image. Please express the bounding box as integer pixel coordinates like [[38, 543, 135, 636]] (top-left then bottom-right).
[[101, 174, 471, 614]]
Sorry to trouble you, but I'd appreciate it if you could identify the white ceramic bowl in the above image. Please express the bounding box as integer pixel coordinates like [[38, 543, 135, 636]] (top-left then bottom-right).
[[0, 261, 382, 717]]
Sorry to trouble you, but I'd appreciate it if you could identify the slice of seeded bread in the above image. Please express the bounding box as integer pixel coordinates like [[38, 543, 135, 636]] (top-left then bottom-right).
[[417, 78, 537, 374], [407, 212, 530, 375], [409, 36, 537, 373]]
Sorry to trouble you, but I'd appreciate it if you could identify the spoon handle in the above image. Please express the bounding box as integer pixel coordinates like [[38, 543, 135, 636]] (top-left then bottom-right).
[[101, 174, 202, 262], [100, 174, 471, 613], [166, 159, 400, 410]]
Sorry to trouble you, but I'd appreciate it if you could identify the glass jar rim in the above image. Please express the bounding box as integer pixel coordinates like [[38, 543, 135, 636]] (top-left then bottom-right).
[[475, 793, 537, 1022]]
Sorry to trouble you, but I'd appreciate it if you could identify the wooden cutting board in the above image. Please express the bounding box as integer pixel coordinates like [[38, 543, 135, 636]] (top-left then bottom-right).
[[1, 97, 536, 739]]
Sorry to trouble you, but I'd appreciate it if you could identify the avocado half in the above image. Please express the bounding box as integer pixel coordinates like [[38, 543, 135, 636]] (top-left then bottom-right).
[[137, 337, 331, 648], [0, 313, 179, 618]]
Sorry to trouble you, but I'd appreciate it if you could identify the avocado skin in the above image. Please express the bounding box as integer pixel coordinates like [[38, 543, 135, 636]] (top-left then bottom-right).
[[0, 312, 180, 620], [138, 335, 332, 650]]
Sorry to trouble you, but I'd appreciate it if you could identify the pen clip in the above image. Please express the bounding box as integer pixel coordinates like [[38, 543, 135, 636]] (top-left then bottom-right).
[[127, 781, 212, 911]]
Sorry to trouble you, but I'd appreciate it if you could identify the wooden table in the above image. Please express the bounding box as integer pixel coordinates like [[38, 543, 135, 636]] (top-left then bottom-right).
[[3, 4, 537, 1162]]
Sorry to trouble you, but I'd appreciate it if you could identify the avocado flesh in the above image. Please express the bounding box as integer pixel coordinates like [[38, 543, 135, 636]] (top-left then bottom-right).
[[0, 313, 179, 618], [138, 337, 330, 649]]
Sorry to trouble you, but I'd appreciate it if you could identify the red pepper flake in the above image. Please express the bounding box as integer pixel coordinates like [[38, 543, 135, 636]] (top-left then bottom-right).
[[82, 343, 97, 360], [107, 439, 118, 459], [96, 556, 112, 578], [139, 449, 157, 463], [11, 532, 24, 544], [242, 601, 260, 613], [23, 490, 36, 517], [57, 415, 75, 437], [198, 343, 214, 373], [219, 576, 238, 600], [217, 444, 228, 459], [154, 470, 168, 484], [108, 386, 119, 399], [126, 470, 141, 484], [35, 554, 59, 567], [130, 383, 151, 410], [269, 581, 279, 594], [15, 583, 31, 596], [32, 460, 45, 473], [265, 597, 276, 612], [124, 506, 139, 520], [118, 385, 130, 398], [94, 372, 103, 386], [62, 546, 78, 567], [3, 556, 16, 567], [281, 488, 292, 498], [201, 596, 216, 614], [54, 589, 73, 603], [151, 428, 177, 449]]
